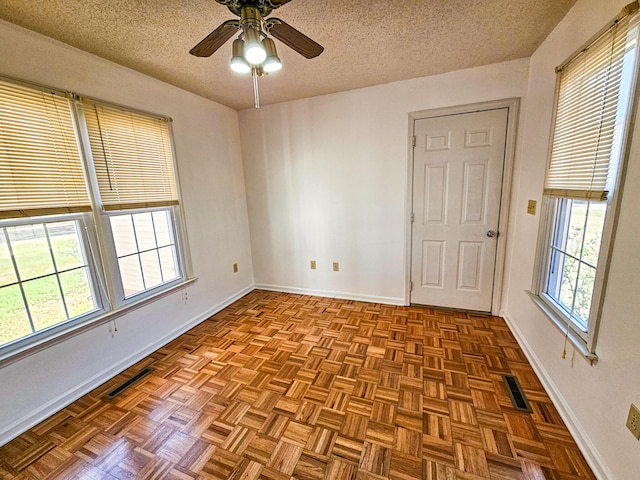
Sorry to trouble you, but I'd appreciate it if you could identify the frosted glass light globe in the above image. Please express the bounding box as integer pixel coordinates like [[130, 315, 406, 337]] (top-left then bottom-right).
[[245, 43, 266, 64]]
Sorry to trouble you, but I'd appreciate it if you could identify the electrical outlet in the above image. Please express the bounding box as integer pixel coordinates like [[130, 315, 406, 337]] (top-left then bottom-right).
[[310, 260, 316, 270], [627, 404, 640, 440], [527, 200, 537, 215], [233, 263, 238, 273], [333, 262, 339, 272]]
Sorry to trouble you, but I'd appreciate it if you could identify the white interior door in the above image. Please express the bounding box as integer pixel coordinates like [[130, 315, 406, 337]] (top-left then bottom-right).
[[410, 108, 508, 311]]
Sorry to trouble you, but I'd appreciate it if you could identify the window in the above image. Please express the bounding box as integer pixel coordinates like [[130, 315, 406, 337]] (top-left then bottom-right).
[[81, 99, 184, 301], [110, 210, 180, 298], [0, 218, 100, 346], [533, 3, 640, 357], [545, 199, 606, 333], [0, 79, 190, 358]]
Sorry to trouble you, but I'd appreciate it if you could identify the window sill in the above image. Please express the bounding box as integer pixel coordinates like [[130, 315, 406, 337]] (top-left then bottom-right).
[[526, 290, 598, 365], [0, 276, 198, 368]]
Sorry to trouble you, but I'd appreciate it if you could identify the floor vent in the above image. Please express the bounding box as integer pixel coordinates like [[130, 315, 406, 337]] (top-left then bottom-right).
[[502, 374, 532, 412], [103, 367, 154, 400]]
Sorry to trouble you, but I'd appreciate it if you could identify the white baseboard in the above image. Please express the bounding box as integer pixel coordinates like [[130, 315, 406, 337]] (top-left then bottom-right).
[[255, 283, 405, 306], [502, 313, 614, 480], [0, 284, 255, 447]]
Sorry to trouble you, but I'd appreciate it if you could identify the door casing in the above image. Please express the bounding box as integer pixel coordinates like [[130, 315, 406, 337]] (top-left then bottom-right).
[[404, 98, 520, 315]]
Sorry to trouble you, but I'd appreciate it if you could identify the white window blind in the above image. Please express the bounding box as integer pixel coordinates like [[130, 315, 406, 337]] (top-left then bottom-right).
[[83, 101, 179, 211], [545, 3, 640, 201], [0, 80, 91, 219]]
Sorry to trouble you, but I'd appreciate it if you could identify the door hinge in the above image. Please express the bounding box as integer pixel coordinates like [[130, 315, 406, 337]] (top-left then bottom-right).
[[410, 212, 415, 224], [411, 136, 416, 148], [410, 281, 413, 291]]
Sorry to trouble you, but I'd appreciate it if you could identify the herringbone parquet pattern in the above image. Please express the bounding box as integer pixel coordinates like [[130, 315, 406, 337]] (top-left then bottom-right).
[[0, 290, 595, 479]]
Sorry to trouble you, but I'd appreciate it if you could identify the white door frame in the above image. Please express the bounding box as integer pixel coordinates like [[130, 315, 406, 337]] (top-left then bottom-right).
[[404, 98, 520, 314]]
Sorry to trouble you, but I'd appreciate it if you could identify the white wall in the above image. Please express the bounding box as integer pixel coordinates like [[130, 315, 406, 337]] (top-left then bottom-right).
[[502, 1, 640, 479], [0, 21, 254, 443], [4, 2, 636, 476], [239, 59, 529, 304]]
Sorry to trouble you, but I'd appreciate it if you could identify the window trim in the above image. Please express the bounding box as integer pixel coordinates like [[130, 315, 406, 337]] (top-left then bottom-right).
[[0, 75, 196, 365], [72, 95, 193, 308], [72, 98, 194, 301], [530, 6, 640, 361], [0, 213, 108, 334], [101, 206, 187, 306], [527, 291, 598, 362], [0, 276, 197, 368]]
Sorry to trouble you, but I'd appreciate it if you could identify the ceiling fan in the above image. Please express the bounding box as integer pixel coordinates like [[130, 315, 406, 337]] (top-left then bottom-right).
[[189, 0, 324, 107]]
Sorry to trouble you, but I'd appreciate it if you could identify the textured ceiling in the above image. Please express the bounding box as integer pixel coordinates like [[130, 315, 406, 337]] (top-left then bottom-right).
[[0, 0, 577, 110]]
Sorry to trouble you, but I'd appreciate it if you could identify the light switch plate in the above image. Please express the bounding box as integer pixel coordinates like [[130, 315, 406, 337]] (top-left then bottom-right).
[[627, 403, 640, 440]]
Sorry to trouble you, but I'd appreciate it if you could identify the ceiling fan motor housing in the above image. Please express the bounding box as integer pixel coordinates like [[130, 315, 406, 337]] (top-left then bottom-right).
[[217, 0, 287, 18], [240, 6, 265, 33], [191, 0, 322, 60]]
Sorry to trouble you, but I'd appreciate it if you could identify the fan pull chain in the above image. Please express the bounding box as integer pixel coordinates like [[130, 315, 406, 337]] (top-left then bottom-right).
[[252, 67, 260, 108]]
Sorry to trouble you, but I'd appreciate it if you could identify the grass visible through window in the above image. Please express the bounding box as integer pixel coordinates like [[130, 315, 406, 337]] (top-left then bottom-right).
[[0, 221, 97, 347]]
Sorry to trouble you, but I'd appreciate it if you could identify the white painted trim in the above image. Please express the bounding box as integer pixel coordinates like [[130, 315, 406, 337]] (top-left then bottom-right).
[[255, 284, 405, 306], [526, 291, 597, 364], [0, 283, 255, 447], [502, 313, 614, 480], [0, 276, 199, 368], [404, 118, 416, 306], [406, 98, 520, 315]]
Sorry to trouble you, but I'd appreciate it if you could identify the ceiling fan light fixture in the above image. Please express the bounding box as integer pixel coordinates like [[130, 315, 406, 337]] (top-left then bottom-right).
[[230, 56, 251, 73], [263, 57, 282, 73], [190, 1, 324, 108], [230, 39, 251, 73], [243, 28, 266, 65], [262, 38, 282, 73]]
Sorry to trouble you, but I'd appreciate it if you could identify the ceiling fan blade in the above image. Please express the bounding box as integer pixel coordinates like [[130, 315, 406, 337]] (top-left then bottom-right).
[[190, 20, 239, 57], [267, 18, 324, 59]]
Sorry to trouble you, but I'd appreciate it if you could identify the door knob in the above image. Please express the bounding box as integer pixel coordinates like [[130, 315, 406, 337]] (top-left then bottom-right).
[[486, 230, 497, 238]]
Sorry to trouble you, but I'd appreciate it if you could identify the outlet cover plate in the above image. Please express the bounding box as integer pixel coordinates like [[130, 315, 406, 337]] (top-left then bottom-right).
[[527, 200, 537, 215], [310, 260, 316, 270], [332, 262, 339, 272], [626, 403, 640, 440]]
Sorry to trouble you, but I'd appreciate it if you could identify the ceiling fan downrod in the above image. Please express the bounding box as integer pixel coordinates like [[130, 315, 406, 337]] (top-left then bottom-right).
[[252, 67, 260, 108], [191, 0, 324, 108]]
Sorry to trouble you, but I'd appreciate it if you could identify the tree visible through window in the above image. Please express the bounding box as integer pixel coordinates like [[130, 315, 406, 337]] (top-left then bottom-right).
[[546, 200, 606, 332], [535, 3, 640, 352]]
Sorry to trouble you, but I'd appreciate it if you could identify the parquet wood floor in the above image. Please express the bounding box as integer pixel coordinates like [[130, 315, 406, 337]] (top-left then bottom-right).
[[0, 290, 596, 480]]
